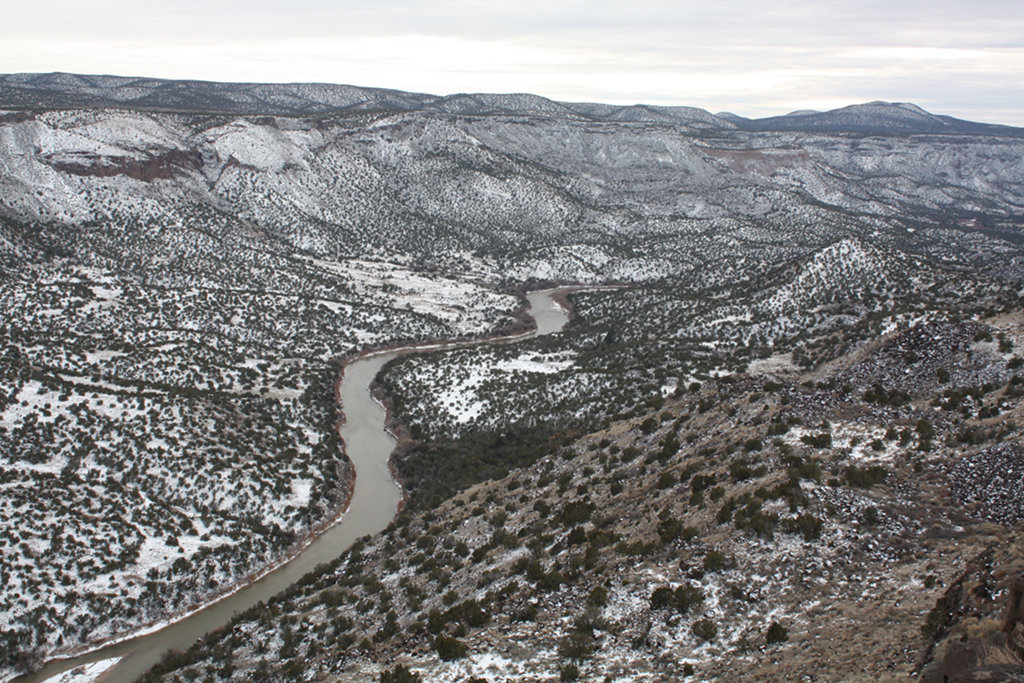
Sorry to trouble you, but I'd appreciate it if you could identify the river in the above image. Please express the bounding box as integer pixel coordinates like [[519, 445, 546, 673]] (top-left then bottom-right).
[[18, 288, 570, 683]]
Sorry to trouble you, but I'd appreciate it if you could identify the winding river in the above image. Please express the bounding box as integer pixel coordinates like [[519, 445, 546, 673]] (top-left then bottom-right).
[[18, 289, 570, 683]]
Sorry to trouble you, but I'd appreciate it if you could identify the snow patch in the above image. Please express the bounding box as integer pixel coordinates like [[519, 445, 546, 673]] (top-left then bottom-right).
[[40, 657, 121, 683]]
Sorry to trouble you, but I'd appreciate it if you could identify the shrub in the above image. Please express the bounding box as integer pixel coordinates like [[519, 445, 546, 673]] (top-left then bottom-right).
[[657, 518, 683, 543], [727, 493, 778, 538], [426, 608, 448, 634], [673, 583, 703, 614], [765, 621, 788, 644], [845, 465, 887, 488], [678, 461, 702, 483], [800, 432, 832, 448], [729, 459, 763, 481], [433, 634, 467, 661], [650, 582, 703, 613], [692, 618, 717, 642], [650, 586, 674, 609], [783, 513, 822, 541], [788, 457, 821, 482], [703, 550, 729, 573], [381, 665, 422, 683], [691, 474, 715, 493], [588, 529, 618, 548], [587, 585, 609, 607], [921, 604, 947, 639], [559, 501, 595, 527], [640, 417, 658, 434], [659, 436, 680, 461], [456, 599, 489, 627], [558, 630, 595, 659], [656, 472, 677, 489], [536, 569, 566, 591], [742, 510, 778, 539]]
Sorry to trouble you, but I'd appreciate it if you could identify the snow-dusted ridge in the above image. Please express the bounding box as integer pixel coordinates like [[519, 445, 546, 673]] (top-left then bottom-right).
[[4, 73, 1023, 136]]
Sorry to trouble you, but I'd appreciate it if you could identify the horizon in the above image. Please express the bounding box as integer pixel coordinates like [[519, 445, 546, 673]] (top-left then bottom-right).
[[2, 1, 1022, 127], [3, 70, 1020, 128]]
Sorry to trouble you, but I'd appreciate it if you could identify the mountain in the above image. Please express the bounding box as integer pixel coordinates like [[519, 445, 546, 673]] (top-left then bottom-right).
[[0, 74, 1022, 681], [0, 72, 434, 116], [4, 73, 1023, 138], [730, 100, 1024, 137]]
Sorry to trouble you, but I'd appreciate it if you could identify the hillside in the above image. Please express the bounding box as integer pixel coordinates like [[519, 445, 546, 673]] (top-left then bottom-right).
[[140, 308, 1024, 682]]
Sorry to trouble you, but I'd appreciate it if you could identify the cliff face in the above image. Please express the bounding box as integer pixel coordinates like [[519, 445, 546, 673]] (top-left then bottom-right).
[[44, 148, 203, 181]]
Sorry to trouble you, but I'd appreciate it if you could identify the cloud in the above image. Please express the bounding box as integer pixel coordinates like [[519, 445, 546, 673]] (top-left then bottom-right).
[[1, 1, 1022, 125]]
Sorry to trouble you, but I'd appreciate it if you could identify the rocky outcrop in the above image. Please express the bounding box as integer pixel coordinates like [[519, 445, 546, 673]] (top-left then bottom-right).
[[919, 542, 1024, 682], [43, 148, 202, 182]]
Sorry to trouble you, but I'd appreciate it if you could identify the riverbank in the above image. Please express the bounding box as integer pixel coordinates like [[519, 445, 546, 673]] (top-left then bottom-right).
[[367, 285, 615, 517], [549, 283, 623, 322]]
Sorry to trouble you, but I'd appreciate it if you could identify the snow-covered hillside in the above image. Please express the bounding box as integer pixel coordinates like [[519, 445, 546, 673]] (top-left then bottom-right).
[[1, 81, 1023, 680]]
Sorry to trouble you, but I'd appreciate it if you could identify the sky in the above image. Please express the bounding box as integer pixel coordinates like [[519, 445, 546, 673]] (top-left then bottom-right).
[[3, 0, 1023, 125]]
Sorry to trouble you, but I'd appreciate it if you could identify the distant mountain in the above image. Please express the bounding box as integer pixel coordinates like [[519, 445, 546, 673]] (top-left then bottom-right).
[[728, 100, 1024, 137], [0, 71, 433, 115], [2, 72, 1021, 137]]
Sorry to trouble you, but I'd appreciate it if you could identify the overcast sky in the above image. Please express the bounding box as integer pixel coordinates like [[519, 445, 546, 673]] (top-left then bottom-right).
[[3, 0, 1022, 124]]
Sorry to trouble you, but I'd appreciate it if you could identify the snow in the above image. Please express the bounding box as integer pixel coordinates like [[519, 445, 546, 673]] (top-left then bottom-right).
[[135, 535, 185, 573], [203, 120, 317, 173], [0, 381, 149, 440], [831, 422, 902, 462], [1, 380, 52, 428], [493, 353, 575, 374], [307, 257, 518, 335], [288, 478, 313, 508], [431, 352, 576, 424], [83, 350, 126, 363], [68, 112, 190, 151], [708, 313, 750, 326], [40, 658, 120, 683], [747, 353, 798, 376]]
